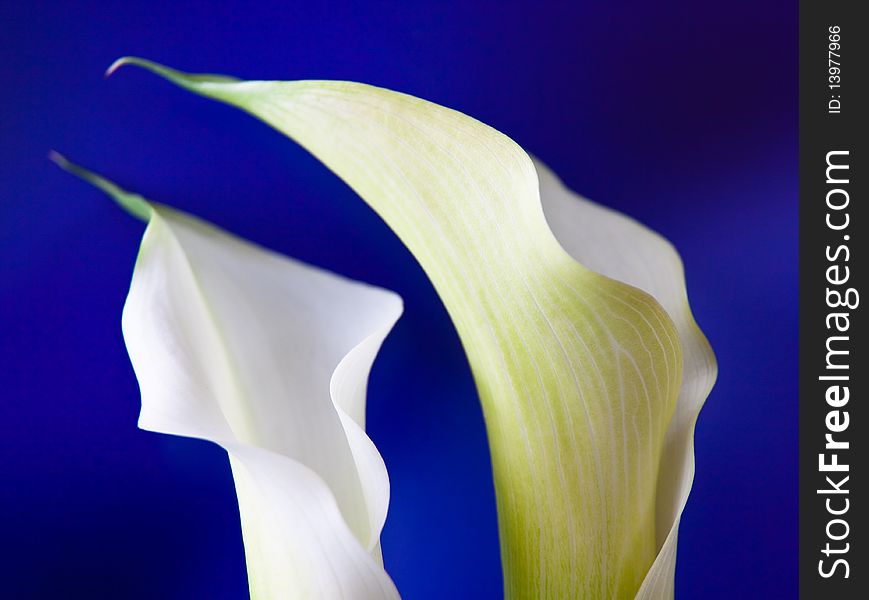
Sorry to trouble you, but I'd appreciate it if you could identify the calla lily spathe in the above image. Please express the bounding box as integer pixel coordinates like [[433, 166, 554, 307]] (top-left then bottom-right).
[[51, 153, 402, 600], [100, 58, 717, 599]]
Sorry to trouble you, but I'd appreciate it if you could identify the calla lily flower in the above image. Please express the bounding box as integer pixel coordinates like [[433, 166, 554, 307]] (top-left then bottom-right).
[[62, 57, 717, 599], [51, 153, 403, 600], [101, 58, 716, 598]]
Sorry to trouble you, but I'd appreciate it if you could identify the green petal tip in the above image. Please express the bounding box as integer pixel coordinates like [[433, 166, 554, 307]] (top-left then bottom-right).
[[105, 56, 239, 86], [50, 151, 152, 222]]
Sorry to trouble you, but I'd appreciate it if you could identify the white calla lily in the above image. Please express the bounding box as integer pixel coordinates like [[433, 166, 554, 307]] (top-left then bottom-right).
[[51, 153, 402, 600], [105, 58, 716, 599]]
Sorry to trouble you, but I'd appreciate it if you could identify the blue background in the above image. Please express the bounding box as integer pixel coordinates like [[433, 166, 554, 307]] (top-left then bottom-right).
[[1, 1, 796, 598]]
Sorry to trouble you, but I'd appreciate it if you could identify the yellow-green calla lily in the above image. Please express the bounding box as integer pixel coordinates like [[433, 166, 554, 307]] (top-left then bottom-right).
[[100, 58, 716, 599], [51, 153, 403, 600]]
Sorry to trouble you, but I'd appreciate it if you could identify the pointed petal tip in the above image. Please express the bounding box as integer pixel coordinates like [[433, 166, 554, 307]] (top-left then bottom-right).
[[49, 151, 94, 182], [105, 57, 241, 93], [50, 153, 152, 222], [48, 149, 69, 168], [105, 57, 132, 78], [105, 56, 163, 79]]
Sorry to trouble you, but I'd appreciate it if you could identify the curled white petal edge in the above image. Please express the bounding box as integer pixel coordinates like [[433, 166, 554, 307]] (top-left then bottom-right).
[[536, 159, 717, 599]]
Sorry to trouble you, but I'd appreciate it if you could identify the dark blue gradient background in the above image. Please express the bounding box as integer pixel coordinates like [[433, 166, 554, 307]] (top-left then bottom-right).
[[1, 1, 796, 598]]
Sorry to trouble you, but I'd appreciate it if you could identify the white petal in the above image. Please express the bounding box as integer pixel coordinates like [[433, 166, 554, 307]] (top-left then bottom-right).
[[53, 155, 402, 600], [535, 159, 717, 599]]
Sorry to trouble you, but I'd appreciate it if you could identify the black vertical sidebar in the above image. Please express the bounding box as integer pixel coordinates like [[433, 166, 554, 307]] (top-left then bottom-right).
[[799, 1, 867, 598]]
